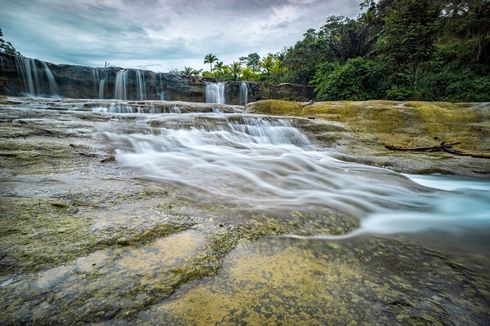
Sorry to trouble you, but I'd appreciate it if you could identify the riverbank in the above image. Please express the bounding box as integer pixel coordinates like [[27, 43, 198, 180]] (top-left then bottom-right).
[[0, 98, 488, 324], [247, 100, 490, 177]]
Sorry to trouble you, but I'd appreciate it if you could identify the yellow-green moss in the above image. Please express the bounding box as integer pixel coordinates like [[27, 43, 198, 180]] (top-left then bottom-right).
[[247, 100, 489, 151]]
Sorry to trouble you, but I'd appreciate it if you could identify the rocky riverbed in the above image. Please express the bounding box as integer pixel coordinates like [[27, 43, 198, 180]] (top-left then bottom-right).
[[0, 97, 489, 324]]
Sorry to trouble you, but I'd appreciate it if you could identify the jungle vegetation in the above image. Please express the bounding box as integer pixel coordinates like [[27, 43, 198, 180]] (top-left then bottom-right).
[[199, 0, 489, 102]]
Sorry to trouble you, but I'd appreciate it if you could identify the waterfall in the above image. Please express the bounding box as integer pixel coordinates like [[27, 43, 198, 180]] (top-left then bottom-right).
[[99, 79, 105, 99], [15, 57, 39, 96], [42, 62, 59, 96], [159, 74, 165, 100], [240, 82, 249, 105], [205, 82, 225, 104], [92, 68, 100, 95], [135, 70, 146, 100], [114, 70, 128, 100]]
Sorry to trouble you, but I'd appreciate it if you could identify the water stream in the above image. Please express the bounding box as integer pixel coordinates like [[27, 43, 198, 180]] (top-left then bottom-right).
[[1, 98, 488, 323], [135, 69, 146, 100], [98, 79, 105, 99], [205, 82, 225, 104], [15, 57, 39, 95], [114, 69, 129, 100], [100, 109, 490, 236], [240, 82, 248, 105], [42, 62, 59, 96]]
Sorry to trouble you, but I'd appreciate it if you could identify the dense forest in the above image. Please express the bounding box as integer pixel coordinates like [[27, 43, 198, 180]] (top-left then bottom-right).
[[198, 0, 489, 102], [2, 0, 489, 102]]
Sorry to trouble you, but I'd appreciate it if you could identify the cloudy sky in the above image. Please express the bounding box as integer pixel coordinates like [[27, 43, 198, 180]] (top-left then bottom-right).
[[1, 0, 361, 72]]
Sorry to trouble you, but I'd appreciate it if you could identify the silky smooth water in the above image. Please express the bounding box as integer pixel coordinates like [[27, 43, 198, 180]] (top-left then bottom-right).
[[42, 62, 59, 96], [240, 82, 249, 105], [114, 69, 128, 100], [205, 82, 225, 104], [101, 111, 490, 236]]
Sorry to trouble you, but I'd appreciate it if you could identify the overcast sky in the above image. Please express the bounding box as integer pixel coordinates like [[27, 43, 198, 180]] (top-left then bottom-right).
[[1, 0, 361, 72]]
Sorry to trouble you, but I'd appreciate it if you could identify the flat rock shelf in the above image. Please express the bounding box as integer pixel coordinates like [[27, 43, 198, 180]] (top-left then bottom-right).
[[0, 97, 489, 325]]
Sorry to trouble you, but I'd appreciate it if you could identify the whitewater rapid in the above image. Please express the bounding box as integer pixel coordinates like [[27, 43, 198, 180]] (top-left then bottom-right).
[[99, 111, 490, 236]]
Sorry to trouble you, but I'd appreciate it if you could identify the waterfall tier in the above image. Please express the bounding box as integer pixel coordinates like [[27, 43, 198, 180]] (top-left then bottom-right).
[[2, 54, 311, 101], [205, 82, 226, 104]]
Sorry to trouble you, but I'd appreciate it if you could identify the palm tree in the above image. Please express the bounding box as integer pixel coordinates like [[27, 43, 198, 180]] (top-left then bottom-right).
[[183, 66, 201, 76], [230, 61, 242, 81], [204, 53, 218, 71], [214, 61, 224, 71], [259, 53, 275, 77]]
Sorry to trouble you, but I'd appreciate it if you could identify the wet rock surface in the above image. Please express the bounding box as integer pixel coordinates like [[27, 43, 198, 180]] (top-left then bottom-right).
[[0, 98, 489, 324], [247, 100, 490, 177]]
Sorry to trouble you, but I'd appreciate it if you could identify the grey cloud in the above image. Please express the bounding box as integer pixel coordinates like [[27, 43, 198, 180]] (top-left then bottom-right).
[[0, 0, 361, 71]]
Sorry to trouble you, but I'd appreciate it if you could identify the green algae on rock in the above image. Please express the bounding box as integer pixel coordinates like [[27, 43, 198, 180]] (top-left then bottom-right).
[[138, 237, 490, 325], [247, 100, 490, 176], [0, 100, 489, 325]]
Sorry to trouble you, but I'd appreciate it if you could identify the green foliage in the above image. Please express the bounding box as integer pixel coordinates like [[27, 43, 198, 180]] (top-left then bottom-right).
[[181, 67, 201, 77], [300, 0, 489, 101], [202, 0, 488, 101], [320, 16, 379, 62], [239, 53, 261, 72], [204, 53, 218, 71], [386, 86, 419, 101], [230, 61, 242, 81], [378, 0, 441, 86], [314, 58, 386, 100], [241, 66, 260, 81], [0, 28, 20, 56], [281, 28, 327, 85]]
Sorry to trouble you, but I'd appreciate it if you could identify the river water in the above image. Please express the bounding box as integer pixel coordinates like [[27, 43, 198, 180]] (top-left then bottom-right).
[[99, 108, 490, 237], [1, 98, 489, 324]]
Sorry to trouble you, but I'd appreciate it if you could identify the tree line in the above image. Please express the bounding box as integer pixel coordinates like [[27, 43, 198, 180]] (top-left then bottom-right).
[[2, 0, 489, 102], [191, 0, 489, 102]]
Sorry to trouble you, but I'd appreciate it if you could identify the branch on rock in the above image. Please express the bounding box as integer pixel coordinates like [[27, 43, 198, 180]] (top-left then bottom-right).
[[385, 142, 490, 159]]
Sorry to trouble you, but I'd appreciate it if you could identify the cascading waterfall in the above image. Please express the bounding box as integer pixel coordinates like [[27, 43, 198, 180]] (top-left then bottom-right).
[[205, 82, 225, 104], [92, 68, 100, 95], [240, 82, 249, 105], [158, 74, 165, 100], [135, 70, 146, 100], [99, 79, 105, 99], [15, 57, 40, 95], [114, 69, 129, 100], [42, 62, 59, 96], [101, 111, 490, 235]]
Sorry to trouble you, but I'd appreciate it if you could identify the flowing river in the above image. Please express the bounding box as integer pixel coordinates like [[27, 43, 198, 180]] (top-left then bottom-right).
[[100, 109, 490, 235], [0, 98, 489, 324]]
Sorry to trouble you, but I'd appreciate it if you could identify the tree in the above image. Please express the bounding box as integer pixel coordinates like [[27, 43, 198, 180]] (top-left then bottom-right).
[[313, 58, 387, 100], [438, 0, 490, 63], [230, 61, 242, 81], [241, 66, 259, 81], [320, 16, 379, 62], [214, 61, 224, 71], [0, 28, 20, 56], [378, 0, 441, 87], [259, 53, 275, 77], [201, 0, 489, 101], [181, 66, 201, 77], [204, 53, 218, 71], [282, 28, 327, 84], [239, 53, 261, 72]]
